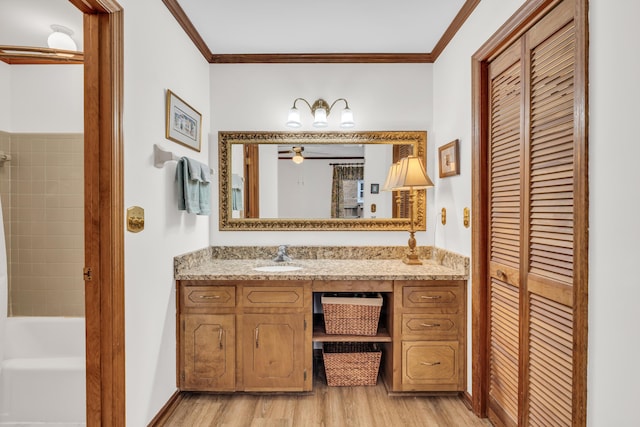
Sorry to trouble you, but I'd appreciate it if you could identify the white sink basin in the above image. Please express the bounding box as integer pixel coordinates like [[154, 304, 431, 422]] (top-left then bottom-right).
[[253, 265, 303, 273]]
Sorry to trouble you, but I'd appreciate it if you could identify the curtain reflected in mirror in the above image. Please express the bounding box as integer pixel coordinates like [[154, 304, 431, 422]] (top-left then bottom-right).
[[331, 164, 364, 218]]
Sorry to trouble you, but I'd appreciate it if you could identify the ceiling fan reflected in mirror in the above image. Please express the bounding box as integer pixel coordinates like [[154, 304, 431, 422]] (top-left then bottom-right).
[[278, 146, 332, 164]]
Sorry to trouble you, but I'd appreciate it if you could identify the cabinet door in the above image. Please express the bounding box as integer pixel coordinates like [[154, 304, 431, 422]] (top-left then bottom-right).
[[181, 314, 235, 391], [243, 313, 306, 391]]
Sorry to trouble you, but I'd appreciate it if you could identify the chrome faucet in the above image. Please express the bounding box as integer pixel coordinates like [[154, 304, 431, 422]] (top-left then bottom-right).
[[273, 245, 292, 262]]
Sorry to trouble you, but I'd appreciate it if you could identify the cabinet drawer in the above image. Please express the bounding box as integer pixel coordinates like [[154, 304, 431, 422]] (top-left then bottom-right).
[[243, 286, 305, 308], [182, 286, 236, 309], [401, 314, 460, 340], [402, 341, 461, 387], [402, 285, 463, 312]]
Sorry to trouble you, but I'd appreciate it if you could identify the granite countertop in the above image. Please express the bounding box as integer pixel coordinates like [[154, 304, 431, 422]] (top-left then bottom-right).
[[174, 246, 469, 281]]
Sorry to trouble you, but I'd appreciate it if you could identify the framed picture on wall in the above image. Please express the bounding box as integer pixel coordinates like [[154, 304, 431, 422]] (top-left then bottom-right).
[[438, 139, 460, 178], [165, 89, 202, 152]]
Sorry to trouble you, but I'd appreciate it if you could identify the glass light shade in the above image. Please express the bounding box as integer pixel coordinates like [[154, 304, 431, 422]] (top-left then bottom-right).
[[340, 108, 355, 128], [292, 152, 304, 164], [47, 30, 77, 51], [313, 108, 328, 127], [382, 162, 400, 191], [394, 155, 434, 190], [286, 107, 301, 128]]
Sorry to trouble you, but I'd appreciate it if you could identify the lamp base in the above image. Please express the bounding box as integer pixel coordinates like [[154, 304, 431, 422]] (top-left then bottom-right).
[[403, 253, 423, 265]]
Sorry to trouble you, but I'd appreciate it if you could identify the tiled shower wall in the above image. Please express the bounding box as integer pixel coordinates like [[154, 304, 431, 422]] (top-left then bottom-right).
[[3, 133, 84, 316]]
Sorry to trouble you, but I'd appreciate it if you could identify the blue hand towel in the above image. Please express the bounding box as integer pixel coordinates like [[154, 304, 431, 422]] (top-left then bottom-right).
[[176, 157, 211, 215]]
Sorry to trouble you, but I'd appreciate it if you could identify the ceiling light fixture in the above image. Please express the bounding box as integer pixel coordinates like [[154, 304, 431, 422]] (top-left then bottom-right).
[[286, 98, 354, 129], [47, 24, 77, 52]]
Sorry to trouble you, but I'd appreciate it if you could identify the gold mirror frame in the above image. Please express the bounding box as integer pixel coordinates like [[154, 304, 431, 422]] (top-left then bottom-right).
[[219, 131, 427, 231]]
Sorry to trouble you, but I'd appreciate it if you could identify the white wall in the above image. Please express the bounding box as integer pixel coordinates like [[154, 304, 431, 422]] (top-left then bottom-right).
[[588, 1, 640, 425], [210, 63, 436, 246], [434, 0, 640, 423], [0, 62, 10, 132], [278, 159, 333, 218], [9, 65, 83, 132], [119, 0, 211, 425]]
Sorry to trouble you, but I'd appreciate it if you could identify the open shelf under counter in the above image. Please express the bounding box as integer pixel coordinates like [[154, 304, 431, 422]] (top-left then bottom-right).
[[312, 314, 392, 343]]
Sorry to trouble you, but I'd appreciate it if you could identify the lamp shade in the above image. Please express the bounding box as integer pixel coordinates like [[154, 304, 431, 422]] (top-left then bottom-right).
[[382, 162, 400, 191], [394, 155, 434, 190], [313, 107, 328, 127], [340, 108, 355, 128], [286, 107, 301, 128]]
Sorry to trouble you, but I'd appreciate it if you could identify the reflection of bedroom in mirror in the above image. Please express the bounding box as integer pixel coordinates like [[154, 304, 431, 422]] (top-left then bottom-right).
[[218, 131, 427, 231]]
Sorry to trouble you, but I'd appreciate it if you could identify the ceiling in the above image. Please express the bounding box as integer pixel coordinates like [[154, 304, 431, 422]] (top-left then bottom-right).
[[174, 0, 468, 57], [0, 0, 478, 64]]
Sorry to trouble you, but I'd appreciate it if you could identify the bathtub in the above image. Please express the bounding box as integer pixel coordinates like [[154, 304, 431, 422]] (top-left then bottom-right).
[[0, 317, 86, 426]]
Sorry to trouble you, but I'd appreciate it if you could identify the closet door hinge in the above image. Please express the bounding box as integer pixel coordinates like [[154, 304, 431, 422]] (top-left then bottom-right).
[[83, 267, 92, 281], [304, 369, 307, 382]]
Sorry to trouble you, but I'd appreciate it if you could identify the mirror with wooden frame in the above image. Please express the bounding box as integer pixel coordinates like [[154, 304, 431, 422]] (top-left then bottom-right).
[[218, 131, 427, 231]]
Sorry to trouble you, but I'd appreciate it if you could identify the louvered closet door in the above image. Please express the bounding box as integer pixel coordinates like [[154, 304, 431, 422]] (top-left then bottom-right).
[[524, 3, 576, 425], [487, 39, 523, 427]]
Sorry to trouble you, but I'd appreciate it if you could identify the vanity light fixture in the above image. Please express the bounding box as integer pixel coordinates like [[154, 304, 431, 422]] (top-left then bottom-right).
[[286, 98, 355, 129], [47, 25, 77, 52], [387, 155, 434, 265]]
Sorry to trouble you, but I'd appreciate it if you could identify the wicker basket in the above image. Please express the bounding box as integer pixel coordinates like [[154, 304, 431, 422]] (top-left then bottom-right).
[[322, 342, 381, 386], [321, 293, 382, 336]]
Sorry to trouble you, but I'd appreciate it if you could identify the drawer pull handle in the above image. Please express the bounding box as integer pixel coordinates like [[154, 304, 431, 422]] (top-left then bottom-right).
[[420, 295, 441, 300], [420, 361, 441, 366], [420, 323, 441, 328], [199, 295, 220, 299], [218, 328, 223, 350], [255, 327, 259, 348]]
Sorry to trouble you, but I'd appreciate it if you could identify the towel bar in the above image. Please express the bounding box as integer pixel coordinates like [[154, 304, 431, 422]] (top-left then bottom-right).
[[153, 144, 213, 173]]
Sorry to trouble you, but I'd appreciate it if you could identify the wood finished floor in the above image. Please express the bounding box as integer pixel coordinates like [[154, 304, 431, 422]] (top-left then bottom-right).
[[159, 367, 491, 427]]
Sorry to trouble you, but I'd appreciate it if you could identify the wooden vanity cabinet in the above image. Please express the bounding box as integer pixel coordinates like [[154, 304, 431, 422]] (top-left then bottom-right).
[[179, 278, 465, 394], [177, 280, 313, 393], [385, 280, 466, 392]]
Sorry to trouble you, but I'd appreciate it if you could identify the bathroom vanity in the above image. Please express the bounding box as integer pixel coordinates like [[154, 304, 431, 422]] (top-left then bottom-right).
[[174, 246, 468, 395]]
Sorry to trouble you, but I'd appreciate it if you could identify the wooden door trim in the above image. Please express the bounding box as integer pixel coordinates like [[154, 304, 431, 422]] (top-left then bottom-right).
[[471, 0, 588, 421], [72, 0, 125, 425]]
